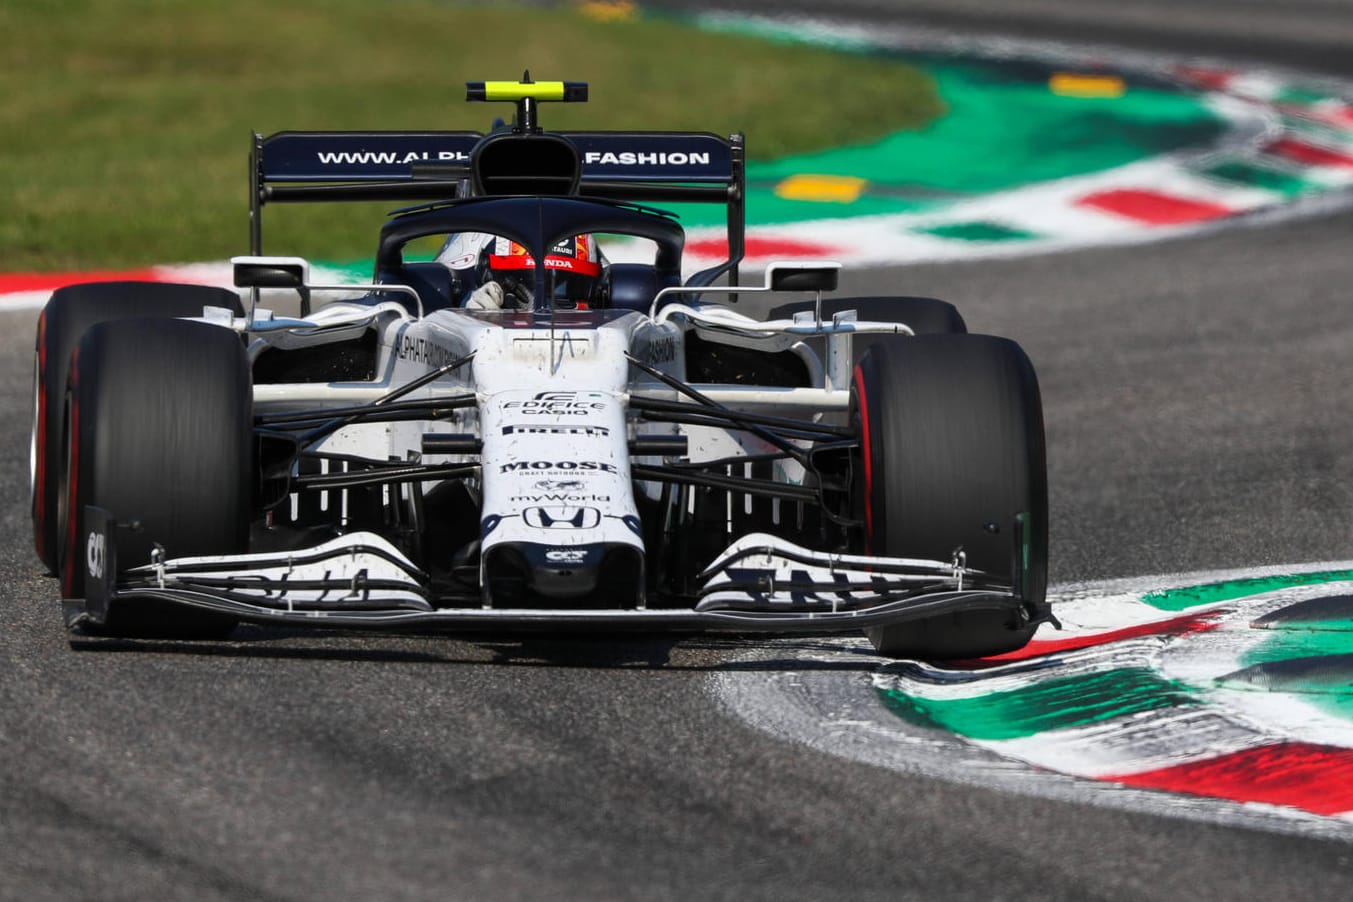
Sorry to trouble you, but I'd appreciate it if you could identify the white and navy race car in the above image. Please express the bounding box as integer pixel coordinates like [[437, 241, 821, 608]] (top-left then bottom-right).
[[31, 79, 1053, 658]]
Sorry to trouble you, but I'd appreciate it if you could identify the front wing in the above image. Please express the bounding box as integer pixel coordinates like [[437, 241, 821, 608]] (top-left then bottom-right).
[[69, 508, 1044, 635]]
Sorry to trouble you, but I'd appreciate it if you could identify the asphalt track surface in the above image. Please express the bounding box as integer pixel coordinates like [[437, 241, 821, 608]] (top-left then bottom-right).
[[5, 1, 1353, 899]]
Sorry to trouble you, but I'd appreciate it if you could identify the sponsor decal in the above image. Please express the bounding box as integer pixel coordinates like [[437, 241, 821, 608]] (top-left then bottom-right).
[[536, 391, 601, 401], [499, 460, 617, 475], [502, 391, 609, 415], [545, 548, 590, 564], [583, 151, 712, 167], [86, 532, 106, 580], [502, 423, 610, 437], [638, 335, 677, 365], [315, 150, 470, 165], [501, 406, 598, 417], [533, 479, 586, 492], [525, 506, 603, 530], [510, 493, 612, 503], [397, 334, 458, 368]]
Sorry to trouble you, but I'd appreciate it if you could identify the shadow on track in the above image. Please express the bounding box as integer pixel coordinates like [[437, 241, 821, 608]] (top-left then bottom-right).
[[68, 626, 884, 673]]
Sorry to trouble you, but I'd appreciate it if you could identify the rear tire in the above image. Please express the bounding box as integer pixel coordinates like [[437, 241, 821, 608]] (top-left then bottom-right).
[[59, 318, 252, 638], [32, 282, 243, 573], [852, 334, 1047, 659]]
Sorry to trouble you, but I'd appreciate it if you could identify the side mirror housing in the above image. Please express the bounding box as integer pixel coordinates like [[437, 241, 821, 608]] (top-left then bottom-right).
[[765, 261, 841, 293], [232, 255, 310, 290]]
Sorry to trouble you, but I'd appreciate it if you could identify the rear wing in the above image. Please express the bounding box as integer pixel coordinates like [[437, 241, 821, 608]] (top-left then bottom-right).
[[248, 128, 746, 273]]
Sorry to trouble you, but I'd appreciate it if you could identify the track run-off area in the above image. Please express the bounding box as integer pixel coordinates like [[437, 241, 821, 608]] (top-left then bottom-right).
[[717, 561, 1353, 838], [7, 3, 1353, 876], [698, 11, 1353, 839]]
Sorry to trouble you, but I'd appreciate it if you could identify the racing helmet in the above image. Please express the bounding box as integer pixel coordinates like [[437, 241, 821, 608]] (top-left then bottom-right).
[[481, 234, 603, 308]]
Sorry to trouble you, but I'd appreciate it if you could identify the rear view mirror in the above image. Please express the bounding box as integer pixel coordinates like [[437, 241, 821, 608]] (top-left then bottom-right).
[[765, 261, 840, 293], [232, 256, 310, 290]]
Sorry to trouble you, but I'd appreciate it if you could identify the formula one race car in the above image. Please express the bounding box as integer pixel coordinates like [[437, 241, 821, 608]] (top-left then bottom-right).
[[31, 78, 1053, 659]]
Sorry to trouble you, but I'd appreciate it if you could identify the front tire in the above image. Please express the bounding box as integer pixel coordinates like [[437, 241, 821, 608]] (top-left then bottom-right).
[[32, 282, 243, 573], [852, 334, 1047, 659], [59, 318, 252, 637]]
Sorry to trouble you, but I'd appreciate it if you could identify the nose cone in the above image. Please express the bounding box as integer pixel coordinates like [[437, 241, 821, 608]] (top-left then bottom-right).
[[484, 541, 644, 606]]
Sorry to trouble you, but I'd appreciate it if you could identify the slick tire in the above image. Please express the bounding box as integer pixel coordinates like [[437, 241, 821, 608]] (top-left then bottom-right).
[[852, 333, 1048, 660], [59, 318, 252, 638], [32, 281, 244, 573]]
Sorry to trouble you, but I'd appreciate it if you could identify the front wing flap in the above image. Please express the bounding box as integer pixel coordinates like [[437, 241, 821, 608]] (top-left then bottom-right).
[[70, 520, 1033, 635]]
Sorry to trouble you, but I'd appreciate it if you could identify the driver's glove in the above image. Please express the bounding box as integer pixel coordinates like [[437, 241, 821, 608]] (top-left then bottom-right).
[[466, 280, 505, 310]]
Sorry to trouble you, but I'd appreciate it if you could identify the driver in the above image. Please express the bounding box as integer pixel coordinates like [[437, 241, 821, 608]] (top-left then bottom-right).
[[435, 233, 605, 310]]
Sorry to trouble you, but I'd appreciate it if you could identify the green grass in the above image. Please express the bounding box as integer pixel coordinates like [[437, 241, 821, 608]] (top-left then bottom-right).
[[0, 0, 942, 271]]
